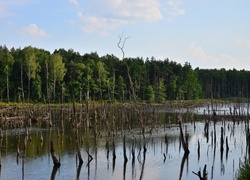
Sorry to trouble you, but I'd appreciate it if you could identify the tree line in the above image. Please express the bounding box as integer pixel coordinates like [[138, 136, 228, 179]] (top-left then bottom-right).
[[0, 45, 249, 103]]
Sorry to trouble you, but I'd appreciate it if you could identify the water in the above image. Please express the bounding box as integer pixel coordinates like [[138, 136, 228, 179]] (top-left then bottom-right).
[[0, 105, 248, 180]]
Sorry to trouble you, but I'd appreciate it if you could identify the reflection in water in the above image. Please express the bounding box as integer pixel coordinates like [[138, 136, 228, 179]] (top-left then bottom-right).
[[179, 153, 188, 180], [139, 150, 146, 180], [0, 138, 2, 177], [22, 154, 24, 180], [51, 165, 59, 180], [76, 162, 82, 180], [123, 159, 127, 180], [192, 164, 208, 179], [0, 104, 249, 179], [112, 140, 116, 173]]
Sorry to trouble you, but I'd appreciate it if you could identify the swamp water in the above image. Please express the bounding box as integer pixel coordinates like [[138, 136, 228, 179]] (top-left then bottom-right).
[[0, 104, 249, 180]]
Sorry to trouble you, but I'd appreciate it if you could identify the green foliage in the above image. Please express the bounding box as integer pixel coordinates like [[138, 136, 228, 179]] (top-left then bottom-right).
[[145, 85, 155, 102], [49, 53, 66, 101], [1, 45, 250, 103], [237, 160, 250, 180], [67, 60, 85, 99], [180, 69, 202, 100], [155, 78, 166, 103], [116, 75, 126, 101], [96, 61, 108, 100], [23, 46, 37, 80]]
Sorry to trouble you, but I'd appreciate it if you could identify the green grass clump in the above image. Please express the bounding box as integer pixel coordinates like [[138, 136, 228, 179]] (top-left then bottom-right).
[[237, 160, 250, 180]]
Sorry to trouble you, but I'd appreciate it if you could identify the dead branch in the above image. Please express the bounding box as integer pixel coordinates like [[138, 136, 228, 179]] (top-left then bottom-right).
[[117, 32, 137, 102], [192, 164, 208, 180], [117, 32, 130, 60]]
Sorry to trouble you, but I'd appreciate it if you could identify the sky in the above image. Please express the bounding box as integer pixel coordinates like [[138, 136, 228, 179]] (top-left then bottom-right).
[[1, 0, 250, 70]]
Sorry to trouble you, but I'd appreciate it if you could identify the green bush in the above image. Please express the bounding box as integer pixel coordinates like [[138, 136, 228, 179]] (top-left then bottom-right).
[[237, 160, 250, 180]]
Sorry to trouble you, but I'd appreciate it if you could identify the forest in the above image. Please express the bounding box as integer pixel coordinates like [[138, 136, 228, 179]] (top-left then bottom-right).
[[0, 44, 250, 103]]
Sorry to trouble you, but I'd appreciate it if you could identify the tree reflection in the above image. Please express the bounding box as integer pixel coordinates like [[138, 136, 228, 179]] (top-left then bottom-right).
[[139, 150, 146, 180], [51, 165, 60, 180], [179, 153, 188, 180]]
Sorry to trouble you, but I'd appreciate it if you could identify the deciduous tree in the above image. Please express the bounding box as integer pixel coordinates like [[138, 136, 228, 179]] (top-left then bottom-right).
[[49, 53, 66, 101]]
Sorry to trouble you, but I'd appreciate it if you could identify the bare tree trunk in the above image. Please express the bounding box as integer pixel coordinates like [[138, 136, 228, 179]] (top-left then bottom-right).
[[76, 142, 83, 165], [21, 60, 25, 102], [179, 121, 190, 155], [112, 71, 115, 101], [28, 77, 30, 101], [50, 140, 61, 167], [46, 59, 49, 102], [53, 78, 56, 101], [6, 68, 9, 103], [117, 32, 137, 102]]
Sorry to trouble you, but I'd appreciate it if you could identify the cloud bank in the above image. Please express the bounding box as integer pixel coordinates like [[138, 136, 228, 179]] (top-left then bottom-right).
[[76, 0, 185, 34]]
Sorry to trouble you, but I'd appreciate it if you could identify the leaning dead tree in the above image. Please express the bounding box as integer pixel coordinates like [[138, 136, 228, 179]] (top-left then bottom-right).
[[117, 32, 137, 102], [50, 140, 61, 167], [179, 116, 190, 155]]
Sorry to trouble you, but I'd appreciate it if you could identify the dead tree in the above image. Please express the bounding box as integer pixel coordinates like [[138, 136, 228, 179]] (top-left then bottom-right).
[[117, 32, 137, 102], [220, 127, 224, 153], [50, 140, 61, 167], [76, 142, 83, 165], [123, 135, 128, 163], [192, 164, 208, 180], [131, 136, 135, 164], [197, 139, 200, 161], [179, 121, 190, 155]]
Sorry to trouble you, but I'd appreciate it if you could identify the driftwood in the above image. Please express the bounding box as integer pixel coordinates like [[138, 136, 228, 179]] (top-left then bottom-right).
[[50, 140, 61, 167]]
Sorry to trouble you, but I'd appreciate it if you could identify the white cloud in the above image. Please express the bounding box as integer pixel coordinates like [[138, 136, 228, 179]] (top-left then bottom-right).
[[107, 0, 163, 22], [21, 24, 50, 37], [165, 0, 185, 20], [76, 0, 166, 34], [78, 12, 128, 34], [75, 0, 186, 34], [0, 0, 30, 17], [69, 0, 78, 5], [236, 39, 250, 49], [188, 43, 237, 69]]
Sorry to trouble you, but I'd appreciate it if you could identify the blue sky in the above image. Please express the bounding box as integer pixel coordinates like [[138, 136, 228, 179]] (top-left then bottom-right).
[[1, 0, 250, 70]]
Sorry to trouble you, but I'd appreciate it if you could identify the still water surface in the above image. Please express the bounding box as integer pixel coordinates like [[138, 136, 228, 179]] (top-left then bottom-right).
[[0, 105, 248, 180]]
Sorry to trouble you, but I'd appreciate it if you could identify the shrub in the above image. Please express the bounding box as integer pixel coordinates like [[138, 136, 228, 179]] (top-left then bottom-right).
[[237, 160, 250, 180]]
